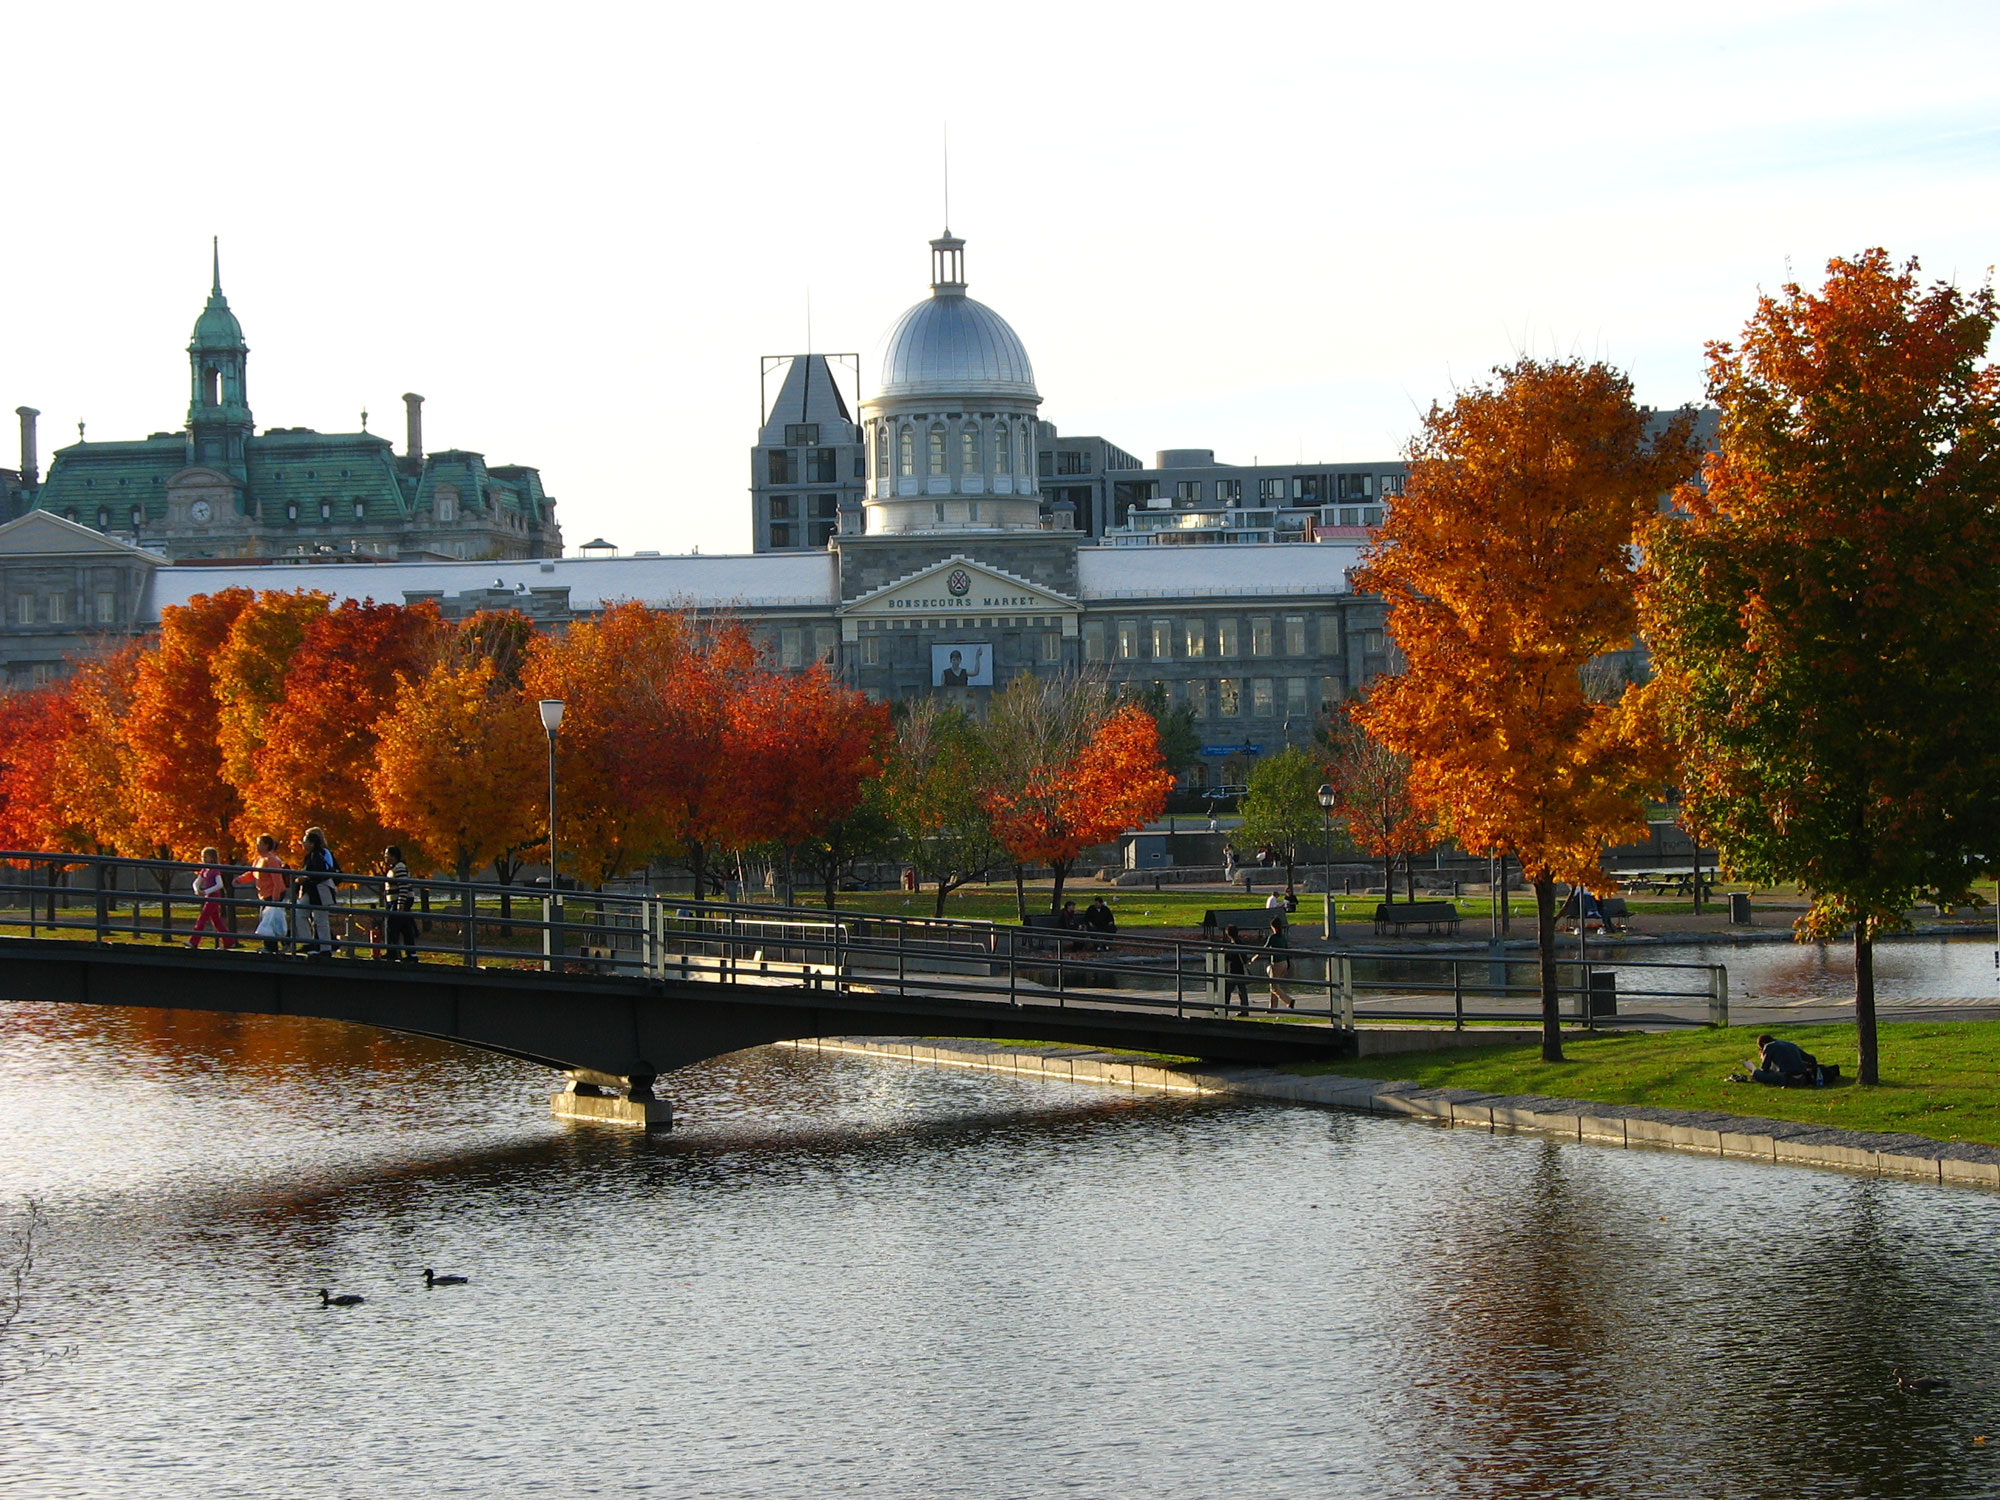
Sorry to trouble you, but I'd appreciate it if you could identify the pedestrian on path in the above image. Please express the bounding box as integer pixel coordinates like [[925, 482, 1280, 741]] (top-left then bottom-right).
[[188, 848, 237, 950], [236, 834, 290, 952], [381, 846, 419, 964], [1220, 924, 1251, 1014], [297, 827, 340, 958]]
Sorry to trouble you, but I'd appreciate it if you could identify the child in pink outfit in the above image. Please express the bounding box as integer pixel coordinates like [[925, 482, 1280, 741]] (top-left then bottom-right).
[[189, 847, 237, 949]]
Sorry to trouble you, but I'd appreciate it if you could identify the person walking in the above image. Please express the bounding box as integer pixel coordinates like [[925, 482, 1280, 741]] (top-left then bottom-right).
[[1220, 924, 1251, 1014], [188, 848, 237, 950], [1260, 917, 1297, 1009], [381, 845, 419, 964], [297, 827, 340, 958], [235, 834, 290, 953]]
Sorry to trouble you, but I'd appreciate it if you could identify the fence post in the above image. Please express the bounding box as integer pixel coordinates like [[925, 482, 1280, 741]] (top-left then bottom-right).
[[1452, 959, 1463, 1031], [1174, 940, 1185, 1019], [897, 922, 907, 998], [94, 861, 107, 943], [463, 885, 477, 967]]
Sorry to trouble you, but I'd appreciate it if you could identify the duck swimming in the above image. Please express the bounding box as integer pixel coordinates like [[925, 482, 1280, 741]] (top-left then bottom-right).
[[318, 1289, 364, 1308], [422, 1269, 468, 1288]]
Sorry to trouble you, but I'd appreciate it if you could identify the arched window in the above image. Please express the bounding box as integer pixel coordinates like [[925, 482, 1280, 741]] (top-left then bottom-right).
[[875, 423, 889, 475], [961, 426, 978, 473], [352, 498, 366, 519], [928, 424, 946, 475], [994, 423, 1011, 474], [285, 501, 298, 522], [129, 507, 142, 528], [318, 499, 332, 521], [95, 507, 109, 530], [899, 426, 915, 478]]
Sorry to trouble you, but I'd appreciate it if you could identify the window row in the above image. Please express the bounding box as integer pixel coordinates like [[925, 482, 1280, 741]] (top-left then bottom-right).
[[1082, 614, 1344, 662], [13, 591, 119, 625], [1148, 676, 1343, 720], [854, 633, 1064, 667], [766, 447, 845, 485], [873, 419, 1025, 480]]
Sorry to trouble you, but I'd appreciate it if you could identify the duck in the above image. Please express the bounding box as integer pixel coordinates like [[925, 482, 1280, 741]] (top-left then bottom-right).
[[1896, 1368, 1950, 1395], [319, 1288, 364, 1308], [422, 1268, 468, 1288]]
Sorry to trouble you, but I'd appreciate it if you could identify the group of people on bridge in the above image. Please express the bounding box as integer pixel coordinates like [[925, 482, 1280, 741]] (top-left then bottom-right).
[[187, 830, 421, 964]]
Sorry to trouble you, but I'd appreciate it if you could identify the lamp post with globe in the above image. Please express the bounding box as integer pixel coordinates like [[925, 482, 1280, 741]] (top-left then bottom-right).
[[539, 699, 565, 967], [1317, 782, 1338, 941]]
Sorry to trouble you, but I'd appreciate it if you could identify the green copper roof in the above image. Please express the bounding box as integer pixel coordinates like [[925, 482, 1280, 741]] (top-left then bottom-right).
[[189, 239, 246, 351]]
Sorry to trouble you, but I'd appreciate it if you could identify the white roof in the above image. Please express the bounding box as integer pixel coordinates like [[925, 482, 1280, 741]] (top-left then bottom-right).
[[1077, 542, 1363, 600], [142, 551, 837, 622]]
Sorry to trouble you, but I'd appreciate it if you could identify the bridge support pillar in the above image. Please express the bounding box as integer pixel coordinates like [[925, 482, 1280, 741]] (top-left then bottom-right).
[[550, 1067, 672, 1130]]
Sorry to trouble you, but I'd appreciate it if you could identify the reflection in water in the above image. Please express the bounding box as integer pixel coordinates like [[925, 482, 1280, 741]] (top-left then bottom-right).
[[2, 1003, 1998, 1498]]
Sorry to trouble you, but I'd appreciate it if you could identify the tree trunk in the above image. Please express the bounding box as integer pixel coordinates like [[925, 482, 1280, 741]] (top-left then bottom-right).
[[688, 843, 706, 906], [823, 860, 838, 911], [933, 878, 951, 919], [1049, 859, 1070, 916], [1498, 853, 1511, 934], [1535, 874, 1564, 1063], [1856, 916, 1879, 1086], [1382, 854, 1394, 907], [1013, 865, 1028, 923], [1404, 854, 1416, 903]]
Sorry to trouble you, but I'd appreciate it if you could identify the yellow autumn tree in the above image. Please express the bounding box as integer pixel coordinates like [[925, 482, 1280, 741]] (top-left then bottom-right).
[[373, 655, 545, 882], [1356, 359, 1700, 1060]]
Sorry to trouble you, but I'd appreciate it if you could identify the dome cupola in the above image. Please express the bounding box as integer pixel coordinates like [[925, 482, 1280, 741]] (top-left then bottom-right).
[[861, 232, 1044, 536]]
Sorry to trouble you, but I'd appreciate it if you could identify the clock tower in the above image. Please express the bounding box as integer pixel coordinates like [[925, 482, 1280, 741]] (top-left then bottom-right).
[[185, 239, 254, 485]]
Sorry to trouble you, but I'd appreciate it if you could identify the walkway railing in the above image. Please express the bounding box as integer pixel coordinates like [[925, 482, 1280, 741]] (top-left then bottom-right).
[[0, 851, 1731, 1032]]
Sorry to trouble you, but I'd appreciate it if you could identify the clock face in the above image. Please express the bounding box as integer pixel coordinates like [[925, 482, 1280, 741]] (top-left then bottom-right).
[[189, 500, 212, 523]]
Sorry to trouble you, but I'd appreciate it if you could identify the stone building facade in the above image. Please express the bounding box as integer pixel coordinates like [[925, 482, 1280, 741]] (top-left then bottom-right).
[[9, 246, 561, 564]]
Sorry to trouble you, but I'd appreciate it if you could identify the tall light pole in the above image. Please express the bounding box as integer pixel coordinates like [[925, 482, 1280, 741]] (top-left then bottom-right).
[[539, 699, 565, 967], [1317, 782, 1338, 941]]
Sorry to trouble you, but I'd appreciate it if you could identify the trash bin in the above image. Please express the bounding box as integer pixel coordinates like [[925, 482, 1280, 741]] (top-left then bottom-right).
[[1588, 971, 1617, 1017], [1728, 891, 1752, 925]]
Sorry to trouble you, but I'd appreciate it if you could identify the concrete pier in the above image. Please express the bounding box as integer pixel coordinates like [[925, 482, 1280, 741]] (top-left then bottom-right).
[[550, 1069, 673, 1129]]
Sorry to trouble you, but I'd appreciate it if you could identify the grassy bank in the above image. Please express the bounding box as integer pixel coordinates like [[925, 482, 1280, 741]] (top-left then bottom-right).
[[1294, 1023, 2000, 1145]]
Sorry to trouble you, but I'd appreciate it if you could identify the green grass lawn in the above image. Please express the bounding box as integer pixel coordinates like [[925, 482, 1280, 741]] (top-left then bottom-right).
[[1295, 1022, 2000, 1145], [822, 888, 1475, 928]]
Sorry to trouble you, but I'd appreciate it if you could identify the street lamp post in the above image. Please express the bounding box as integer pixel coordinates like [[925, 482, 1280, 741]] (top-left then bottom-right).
[[539, 699, 565, 968], [1317, 782, 1338, 941]]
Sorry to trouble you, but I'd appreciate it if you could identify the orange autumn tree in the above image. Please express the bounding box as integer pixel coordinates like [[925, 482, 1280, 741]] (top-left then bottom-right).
[[52, 643, 146, 856], [125, 587, 253, 858], [242, 600, 442, 865], [983, 673, 1174, 917], [1357, 358, 1700, 1061], [373, 648, 545, 882], [728, 664, 891, 905], [212, 589, 331, 800], [0, 681, 83, 856], [521, 603, 696, 886]]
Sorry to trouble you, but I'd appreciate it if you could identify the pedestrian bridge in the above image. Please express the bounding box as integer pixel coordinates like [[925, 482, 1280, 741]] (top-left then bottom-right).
[[0, 852, 1728, 1128]]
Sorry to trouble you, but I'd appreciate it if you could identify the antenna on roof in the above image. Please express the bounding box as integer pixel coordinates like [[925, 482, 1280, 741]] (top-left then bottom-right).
[[942, 123, 950, 232], [806, 287, 812, 355], [360, 407, 369, 433]]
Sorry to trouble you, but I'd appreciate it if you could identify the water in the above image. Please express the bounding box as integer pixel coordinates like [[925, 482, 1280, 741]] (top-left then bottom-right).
[[1643, 935, 1998, 1002], [3, 1002, 1999, 1499]]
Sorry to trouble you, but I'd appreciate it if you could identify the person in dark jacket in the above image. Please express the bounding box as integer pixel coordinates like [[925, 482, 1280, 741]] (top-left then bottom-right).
[[1749, 1034, 1816, 1085], [298, 827, 340, 958], [1220, 924, 1252, 1014], [1083, 897, 1117, 935]]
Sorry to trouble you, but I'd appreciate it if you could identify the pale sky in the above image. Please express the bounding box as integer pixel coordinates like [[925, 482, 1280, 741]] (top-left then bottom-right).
[[8, 1, 1998, 556]]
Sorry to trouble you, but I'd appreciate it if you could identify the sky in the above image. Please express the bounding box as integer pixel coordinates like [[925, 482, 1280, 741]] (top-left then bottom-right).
[[7, 1, 1999, 556]]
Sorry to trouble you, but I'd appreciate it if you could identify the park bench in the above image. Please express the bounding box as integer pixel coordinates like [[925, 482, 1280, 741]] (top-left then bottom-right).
[[1372, 900, 1461, 937]]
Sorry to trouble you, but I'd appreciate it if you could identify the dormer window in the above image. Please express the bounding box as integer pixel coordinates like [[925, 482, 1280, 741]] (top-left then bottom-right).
[[130, 507, 142, 528], [96, 507, 109, 529], [352, 499, 365, 519], [285, 501, 298, 522], [318, 499, 332, 521]]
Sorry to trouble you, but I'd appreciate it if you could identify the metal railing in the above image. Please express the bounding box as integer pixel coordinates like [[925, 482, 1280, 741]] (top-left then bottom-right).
[[0, 850, 1731, 1031]]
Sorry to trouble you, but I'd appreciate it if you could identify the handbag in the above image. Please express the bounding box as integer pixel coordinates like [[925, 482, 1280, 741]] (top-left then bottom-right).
[[255, 905, 291, 939]]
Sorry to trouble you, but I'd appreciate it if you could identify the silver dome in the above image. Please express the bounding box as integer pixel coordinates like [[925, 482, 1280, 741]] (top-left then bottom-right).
[[872, 292, 1038, 402]]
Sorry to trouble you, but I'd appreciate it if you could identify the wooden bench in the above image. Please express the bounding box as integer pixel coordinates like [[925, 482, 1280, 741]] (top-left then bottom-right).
[[1372, 900, 1461, 936]]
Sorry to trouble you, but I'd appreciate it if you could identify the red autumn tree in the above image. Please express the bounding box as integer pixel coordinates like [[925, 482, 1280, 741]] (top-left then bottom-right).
[[728, 664, 891, 904], [1319, 702, 1431, 904], [984, 673, 1174, 915], [1640, 250, 2000, 1086], [52, 643, 146, 856], [0, 681, 83, 855], [124, 587, 254, 858], [241, 600, 442, 865], [1357, 359, 1699, 1061]]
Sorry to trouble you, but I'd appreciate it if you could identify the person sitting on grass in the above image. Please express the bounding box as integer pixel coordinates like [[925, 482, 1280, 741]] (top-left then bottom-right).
[[1748, 1034, 1817, 1087]]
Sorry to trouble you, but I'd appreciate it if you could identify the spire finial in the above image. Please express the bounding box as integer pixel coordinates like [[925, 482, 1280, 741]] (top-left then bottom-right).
[[942, 123, 950, 235], [211, 236, 221, 295]]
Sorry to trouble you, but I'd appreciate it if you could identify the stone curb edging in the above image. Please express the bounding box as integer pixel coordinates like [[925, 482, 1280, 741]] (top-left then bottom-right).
[[776, 1036, 2000, 1191]]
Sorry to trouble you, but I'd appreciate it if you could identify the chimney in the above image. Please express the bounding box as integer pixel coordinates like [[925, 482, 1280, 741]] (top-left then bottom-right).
[[402, 393, 424, 466], [15, 407, 38, 486]]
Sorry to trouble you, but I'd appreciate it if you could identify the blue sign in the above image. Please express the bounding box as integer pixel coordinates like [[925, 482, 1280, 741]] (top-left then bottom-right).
[[1198, 744, 1263, 757]]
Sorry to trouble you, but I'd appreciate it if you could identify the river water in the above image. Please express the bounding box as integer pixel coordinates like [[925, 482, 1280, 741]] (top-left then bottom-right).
[[2, 1002, 1998, 1499]]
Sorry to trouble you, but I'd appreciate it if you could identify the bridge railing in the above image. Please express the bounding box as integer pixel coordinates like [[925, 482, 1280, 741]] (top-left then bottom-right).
[[0, 851, 1731, 1032]]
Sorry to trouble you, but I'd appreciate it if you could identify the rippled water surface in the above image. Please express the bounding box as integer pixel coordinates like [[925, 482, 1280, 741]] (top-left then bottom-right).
[[1643, 935, 1999, 1002], [2, 1003, 1998, 1499]]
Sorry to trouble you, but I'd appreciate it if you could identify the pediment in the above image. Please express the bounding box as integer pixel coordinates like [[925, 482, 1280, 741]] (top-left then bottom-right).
[[0, 510, 164, 563], [842, 554, 1077, 618], [166, 466, 242, 491]]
